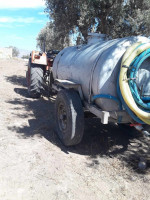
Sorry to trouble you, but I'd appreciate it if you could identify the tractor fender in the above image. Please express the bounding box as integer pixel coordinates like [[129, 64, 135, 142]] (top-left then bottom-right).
[[31, 51, 47, 65]]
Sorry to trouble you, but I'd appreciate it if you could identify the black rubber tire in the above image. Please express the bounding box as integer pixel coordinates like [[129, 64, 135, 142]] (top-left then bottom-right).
[[55, 89, 84, 146], [27, 59, 43, 98]]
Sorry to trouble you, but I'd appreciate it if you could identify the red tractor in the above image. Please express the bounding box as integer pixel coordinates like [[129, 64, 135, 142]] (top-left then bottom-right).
[[26, 50, 59, 98]]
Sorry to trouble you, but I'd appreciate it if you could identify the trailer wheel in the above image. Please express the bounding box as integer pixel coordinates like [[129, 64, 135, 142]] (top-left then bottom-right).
[[55, 89, 84, 146], [27, 59, 44, 98]]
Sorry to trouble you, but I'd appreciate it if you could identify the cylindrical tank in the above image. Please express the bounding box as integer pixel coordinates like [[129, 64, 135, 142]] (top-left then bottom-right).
[[52, 36, 150, 111]]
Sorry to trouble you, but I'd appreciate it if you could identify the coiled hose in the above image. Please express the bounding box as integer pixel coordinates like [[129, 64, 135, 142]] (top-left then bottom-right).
[[119, 42, 150, 125], [92, 42, 150, 125]]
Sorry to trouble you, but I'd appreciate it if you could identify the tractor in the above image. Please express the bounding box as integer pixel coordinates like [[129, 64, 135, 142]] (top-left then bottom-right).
[[26, 50, 59, 98]]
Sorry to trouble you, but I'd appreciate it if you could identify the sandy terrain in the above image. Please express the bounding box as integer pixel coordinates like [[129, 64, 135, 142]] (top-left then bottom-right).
[[0, 58, 150, 200]]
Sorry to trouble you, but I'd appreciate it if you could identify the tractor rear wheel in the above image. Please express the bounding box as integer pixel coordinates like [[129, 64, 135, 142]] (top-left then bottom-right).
[[55, 89, 84, 146], [27, 59, 44, 98]]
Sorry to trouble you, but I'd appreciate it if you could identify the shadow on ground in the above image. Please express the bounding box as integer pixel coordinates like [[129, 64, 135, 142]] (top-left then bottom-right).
[[6, 74, 150, 173], [5, 75, 27, 87]]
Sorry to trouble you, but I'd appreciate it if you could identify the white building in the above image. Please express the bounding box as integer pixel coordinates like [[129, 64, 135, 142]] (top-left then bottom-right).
[[0, 47, 12, 58]]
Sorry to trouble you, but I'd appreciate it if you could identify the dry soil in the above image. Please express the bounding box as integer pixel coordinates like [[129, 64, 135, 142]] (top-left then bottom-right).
[[0, 58, 150, 200]]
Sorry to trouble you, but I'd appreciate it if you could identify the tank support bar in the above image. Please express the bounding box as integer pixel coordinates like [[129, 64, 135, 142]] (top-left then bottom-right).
[[85, 103, 110, 124], [85, 103, 133, 124]]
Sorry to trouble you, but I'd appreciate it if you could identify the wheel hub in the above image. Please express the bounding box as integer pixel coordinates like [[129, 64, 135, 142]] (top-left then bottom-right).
[[58, 103, 67, 132]]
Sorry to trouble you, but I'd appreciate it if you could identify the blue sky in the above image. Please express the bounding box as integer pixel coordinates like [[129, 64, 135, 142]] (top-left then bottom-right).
[[0, 0, 49, 50]]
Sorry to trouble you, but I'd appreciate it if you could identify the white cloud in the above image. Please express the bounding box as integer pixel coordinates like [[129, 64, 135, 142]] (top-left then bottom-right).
[[38, 12, 47, 15], [7, 34, 24, 40], [0, 17, 44, 24], [0, 23, 13, 28], [0, 0, 45, 9], [16, 24, 25, 27]]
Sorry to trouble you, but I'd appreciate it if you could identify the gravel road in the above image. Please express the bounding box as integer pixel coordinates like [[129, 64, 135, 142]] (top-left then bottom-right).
[[0, 58, 150, 200]]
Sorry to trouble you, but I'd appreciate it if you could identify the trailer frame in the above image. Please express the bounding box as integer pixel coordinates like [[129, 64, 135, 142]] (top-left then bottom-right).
[[52, 79, 133, 125]]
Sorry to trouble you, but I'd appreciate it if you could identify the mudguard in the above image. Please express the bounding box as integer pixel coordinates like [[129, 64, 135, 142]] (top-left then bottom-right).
[[31, 51, 47, 65]]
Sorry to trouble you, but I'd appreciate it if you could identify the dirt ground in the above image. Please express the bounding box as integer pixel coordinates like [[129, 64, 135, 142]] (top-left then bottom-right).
[[0, 58, 150, 200]]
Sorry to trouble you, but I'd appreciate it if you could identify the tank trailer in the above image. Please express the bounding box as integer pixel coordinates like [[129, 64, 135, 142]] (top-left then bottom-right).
[[26, 36, 150, 146]]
